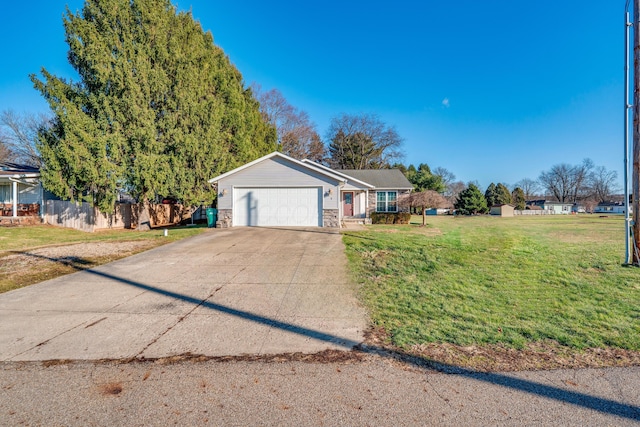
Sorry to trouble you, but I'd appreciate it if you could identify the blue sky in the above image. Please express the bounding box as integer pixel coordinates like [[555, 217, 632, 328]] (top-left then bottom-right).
[[0, 1, 625, 189]]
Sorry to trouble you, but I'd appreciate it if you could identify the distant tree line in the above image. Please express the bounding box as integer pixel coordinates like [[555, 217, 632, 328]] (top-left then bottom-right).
[[451, 159, 621, 215]]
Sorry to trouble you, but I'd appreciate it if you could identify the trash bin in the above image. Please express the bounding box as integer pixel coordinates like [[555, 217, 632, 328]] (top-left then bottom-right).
[[206, 208, 217, 228]]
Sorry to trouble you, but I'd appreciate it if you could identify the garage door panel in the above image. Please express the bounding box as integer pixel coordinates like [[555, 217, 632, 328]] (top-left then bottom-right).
[[234, 187, 321, 227]]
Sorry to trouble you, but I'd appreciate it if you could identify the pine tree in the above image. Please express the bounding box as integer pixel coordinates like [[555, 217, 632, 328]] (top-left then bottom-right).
[[484, 183, 498, 207], [414, 164, 445, 193], [404, 163, 445, 193], [455, 183, 488, 215], [495, 183, 512, 205], [31, 0, 275, 228], [512, 187, 526, 210]]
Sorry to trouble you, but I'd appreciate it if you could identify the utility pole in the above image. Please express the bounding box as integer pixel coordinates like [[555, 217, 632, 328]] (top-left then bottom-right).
[[625, 4, 633, 264], [634, 0, 640, 264]]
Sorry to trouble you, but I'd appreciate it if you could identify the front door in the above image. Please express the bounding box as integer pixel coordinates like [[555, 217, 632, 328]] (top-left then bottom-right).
[[343, 192, 354, 216]]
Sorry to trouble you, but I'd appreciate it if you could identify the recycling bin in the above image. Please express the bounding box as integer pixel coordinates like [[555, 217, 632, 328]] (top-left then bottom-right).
[[206, 208, 217, 228]]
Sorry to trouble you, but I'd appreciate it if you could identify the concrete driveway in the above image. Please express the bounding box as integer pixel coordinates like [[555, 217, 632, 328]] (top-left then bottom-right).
[[0, 227, 367, 361]]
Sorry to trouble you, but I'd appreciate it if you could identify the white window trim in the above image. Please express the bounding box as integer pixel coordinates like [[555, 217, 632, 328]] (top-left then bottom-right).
[[376, 191, 398, 212]]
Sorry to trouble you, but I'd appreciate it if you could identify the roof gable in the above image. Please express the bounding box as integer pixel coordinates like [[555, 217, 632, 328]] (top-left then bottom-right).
[[208, 152, 345, 184]]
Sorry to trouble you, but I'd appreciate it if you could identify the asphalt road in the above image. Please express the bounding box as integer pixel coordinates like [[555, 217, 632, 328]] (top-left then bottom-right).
[[1, 355, 639, 426]]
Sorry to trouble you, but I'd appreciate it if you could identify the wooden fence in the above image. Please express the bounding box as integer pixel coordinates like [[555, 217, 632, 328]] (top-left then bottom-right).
[[45, 201, 187, 232]]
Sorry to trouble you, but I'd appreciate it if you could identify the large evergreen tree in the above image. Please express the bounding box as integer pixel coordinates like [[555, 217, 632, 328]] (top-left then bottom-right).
[[512, 187, 526, 210], [400, 163, 445, 193], [410, 163, 445, 193], [31, 0, 275, 227], [484, 183, 498, 207], [495, 183, 512, 205], [455, 183, 488, 215]]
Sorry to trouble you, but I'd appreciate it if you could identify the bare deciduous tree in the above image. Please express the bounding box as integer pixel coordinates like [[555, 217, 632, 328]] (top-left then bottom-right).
[[514, 178, 541, 200], [571, 159, 594, 202], [444, 180, 466, 205], [0, 141, 15, 163], [538, 159, 594, 203], [251, 84, 324, 162], [588, 166, 620, 203], [433, 166, 455, 188], [0, 110, 50, 166], [327, 113, 403, 169]]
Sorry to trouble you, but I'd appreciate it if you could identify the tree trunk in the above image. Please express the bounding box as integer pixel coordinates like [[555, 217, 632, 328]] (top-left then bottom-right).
[[137, 198, 151, 231], [422, 206, 426, 226]]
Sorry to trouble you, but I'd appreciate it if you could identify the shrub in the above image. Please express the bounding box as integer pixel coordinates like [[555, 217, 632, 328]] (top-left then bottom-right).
[[396, 212, 411, 224], [371, 212, 411, 224]]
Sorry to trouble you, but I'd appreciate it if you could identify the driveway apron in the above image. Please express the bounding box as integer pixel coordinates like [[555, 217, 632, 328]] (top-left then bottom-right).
[[0, 228, 367, 361]]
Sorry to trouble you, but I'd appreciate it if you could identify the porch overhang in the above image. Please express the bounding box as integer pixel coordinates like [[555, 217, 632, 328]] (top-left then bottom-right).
[[0, 174, 42, 218]]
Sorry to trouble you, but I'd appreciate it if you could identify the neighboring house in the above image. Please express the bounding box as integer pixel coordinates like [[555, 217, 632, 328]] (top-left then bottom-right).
[[572, 203, 586, 214], [490, 204, 515, 217], [526, 199, 573, 214], [208, 151, 413, 228], [594, 202, 632, 214], [426, 208, 451, 216], [0, 162, 43, 218]]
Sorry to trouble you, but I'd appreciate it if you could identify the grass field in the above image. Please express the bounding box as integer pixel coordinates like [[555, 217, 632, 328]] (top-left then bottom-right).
[[343, 215, 640, 356], [0, 224, 206, 293]]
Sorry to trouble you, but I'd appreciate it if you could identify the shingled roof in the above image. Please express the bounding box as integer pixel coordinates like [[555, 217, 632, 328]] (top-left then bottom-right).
[[0, 162, 39, 176], [338, 169, 413, 190]]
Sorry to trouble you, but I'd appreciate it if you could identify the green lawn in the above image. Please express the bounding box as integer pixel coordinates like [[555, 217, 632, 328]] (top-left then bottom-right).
[[343, 215, 640, 351], [0, 224, 205, 253]]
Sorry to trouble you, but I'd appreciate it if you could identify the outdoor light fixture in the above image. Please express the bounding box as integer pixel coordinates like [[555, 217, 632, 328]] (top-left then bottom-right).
[[221, 189, 228, 196], [327, 188, 333, 196]]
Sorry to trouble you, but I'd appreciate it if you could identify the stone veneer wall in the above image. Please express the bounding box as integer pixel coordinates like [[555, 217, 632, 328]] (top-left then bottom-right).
[[366, 192, 377, 218], [323, 209, 340, 228], [216, 209, 232, 228]]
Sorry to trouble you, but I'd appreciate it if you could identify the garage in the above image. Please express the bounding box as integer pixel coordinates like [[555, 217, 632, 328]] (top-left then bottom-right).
[[233, 187, 321, 227], [209, 152, 343, 228]]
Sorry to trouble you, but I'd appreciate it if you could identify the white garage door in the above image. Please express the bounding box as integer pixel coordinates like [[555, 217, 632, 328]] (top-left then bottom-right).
[[233, 187, 322, 227]]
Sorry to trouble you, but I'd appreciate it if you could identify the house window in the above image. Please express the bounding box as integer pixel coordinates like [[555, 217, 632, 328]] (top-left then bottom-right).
[[376, 191, 397, 212], [0, 185, 10, 203]]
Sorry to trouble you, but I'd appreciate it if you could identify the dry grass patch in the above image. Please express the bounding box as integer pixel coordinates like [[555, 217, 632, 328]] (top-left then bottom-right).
[[409, 342, 640, 372], [0, 241, 158, 293], [0, 224, 205, 293]]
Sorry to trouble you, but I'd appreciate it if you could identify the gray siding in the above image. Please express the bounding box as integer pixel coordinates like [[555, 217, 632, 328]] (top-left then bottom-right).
[[217, 157, 341, 210], [342, 181, 370, 191]]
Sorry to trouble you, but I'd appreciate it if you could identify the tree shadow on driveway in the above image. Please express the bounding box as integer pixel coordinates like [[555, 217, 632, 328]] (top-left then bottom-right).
[[9, 251, 640, 422]]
